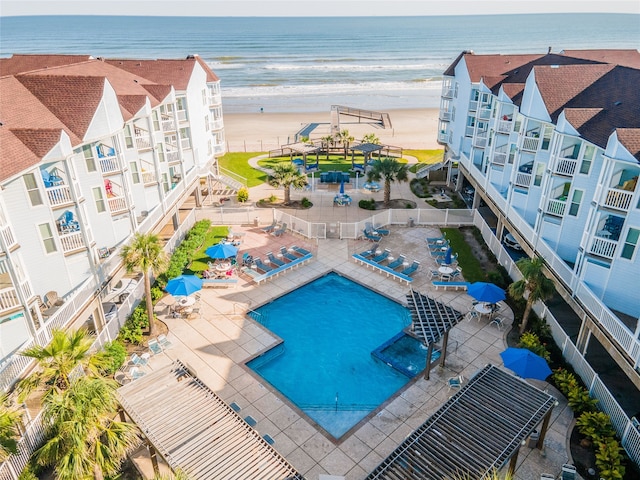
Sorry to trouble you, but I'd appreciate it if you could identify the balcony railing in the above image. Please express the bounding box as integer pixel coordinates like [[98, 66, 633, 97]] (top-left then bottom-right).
[[496, 119, 512, 134], [108, 196, 128, 215], [98, 156, 120, 175], [177, 110, 188, 122], [439, 110, 453, 122], [0, 224, 17, 251], [162, 118, 176, 132], [604, 188, 634, 211], [135, 135, 151, 151], [167, 151, 181, 163], [546, 198, 567, 216], [492, 151, 507, 166], [469, 100, 478, 111], [473, 134, 488, 148], [208, 93, 222, 106], [514, 172, 532, 188], [46, 185, 73, 207], [142, 171, 157, 185], [522, 136, 540, 152], [438, 131, 449, 144], [553, 158, 578, 176], [59, 230, 85, 253], [0, 286, 20, 314], [588, 236, 617, 259], [180, 138, 191, 150], [209, 118, 224, 131], [465, 126, 475, 137], [477, 107, 491, 120]]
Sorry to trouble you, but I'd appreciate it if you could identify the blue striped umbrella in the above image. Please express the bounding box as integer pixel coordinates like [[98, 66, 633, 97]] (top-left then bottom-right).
[[165, 275, 203, 297]]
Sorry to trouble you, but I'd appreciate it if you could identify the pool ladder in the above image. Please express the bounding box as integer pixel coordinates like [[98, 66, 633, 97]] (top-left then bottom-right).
[[234, 302, 269, 326]]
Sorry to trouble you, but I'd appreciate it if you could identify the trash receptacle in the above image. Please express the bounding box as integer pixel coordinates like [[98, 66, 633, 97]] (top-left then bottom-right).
[[408, 217, 415, 228], [254, 217, 259, 227], [527, 430, 539, 448]]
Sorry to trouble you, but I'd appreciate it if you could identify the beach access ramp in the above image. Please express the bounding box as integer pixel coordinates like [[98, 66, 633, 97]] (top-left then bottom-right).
[[331, 105, 392, 136]]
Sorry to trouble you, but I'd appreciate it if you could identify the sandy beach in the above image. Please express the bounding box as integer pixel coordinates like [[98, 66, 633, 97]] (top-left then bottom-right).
[[222, 108, 441, 152]]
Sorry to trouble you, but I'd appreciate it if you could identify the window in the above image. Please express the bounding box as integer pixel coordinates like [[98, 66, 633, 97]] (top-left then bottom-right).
[[580, 145, 595, 175], [23, 173, 43, 206], [533, 163, 545, 186], [124, 124, 134, 149], [202, 89, 207, 105], [38, 223, 57, 253], [92, 187, 106, 213], [508, 144, 516, 164], [156, 143, 165, 162], [541, 125, 553, 150], [162, 173, 170, 193], [621, 228, 639, 260], [152, 111, 160, 132], [569, 190, 583, 216], [513, 114, 522, 133], [130, 162, 140, 184], [83, 145, 96, 172], [205, 115, 210, 132]]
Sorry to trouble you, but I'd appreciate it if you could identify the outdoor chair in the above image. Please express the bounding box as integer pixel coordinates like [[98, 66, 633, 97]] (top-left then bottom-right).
[[261, 219, 277, 233], [266, 252, 285, 267], [359, 243, 379, 258], [466, 310, 480, 322], [280, 246, 299, 262], [372, 248, 390, 263], [387, 255, 406, 270], [241, 252, 253, 267], [157, 334, 173, 349], [271, 223, 287, 237], [148, 339, 163, 355], [490, 316, 505, 331], [130, 353, 148, 367], [253, 258, 273, 273], [292, 246, 311, 256], [129, 367, 145, 380], [400, 261, 420, 276], [561, 464, 577, 480], [448, 375, 464, 390], [363, 230, 382, 242]]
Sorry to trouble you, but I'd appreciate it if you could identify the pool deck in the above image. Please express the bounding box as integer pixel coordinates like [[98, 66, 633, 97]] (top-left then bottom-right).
[[136, 221, 576, 479]]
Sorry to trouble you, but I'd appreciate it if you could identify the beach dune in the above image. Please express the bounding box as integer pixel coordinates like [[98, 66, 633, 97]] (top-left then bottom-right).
[[222, 108, 441, 152]]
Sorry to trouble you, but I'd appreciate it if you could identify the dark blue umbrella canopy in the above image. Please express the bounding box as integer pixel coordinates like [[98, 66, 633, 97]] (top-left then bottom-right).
[[165, 275, 203, 297], [444, 247, 452, 265], [500, 347, 552, 380], [205, 243, 238, 259], [339, 178, 345, 195], [467, 282, 506, 303]]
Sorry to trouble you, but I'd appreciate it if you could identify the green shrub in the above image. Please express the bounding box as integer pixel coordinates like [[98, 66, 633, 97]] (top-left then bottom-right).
[[426, 199, 438, 207], [553, 368, 579, 396], [237, 187, 249, 203], [118, 305, 150, 345], [268, 194, 278, 203], [358, 199, 376, 210], [518, 332, 550, 361], [17, 464, 38, 480], [151, 285, 164, 303], [567, 386, 598, 416], [94, 340, 127, 375], [301, 197, 313, 208], [596, 438, 626, 480], [576, 411, 616, 443]]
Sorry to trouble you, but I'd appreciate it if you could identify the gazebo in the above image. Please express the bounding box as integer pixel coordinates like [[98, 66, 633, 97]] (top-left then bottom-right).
[[349, 142, 385, 172], [116, 360, 303, 480], [405, 290, 464, 379], [282, 142, 321, 171], [366, 365, 557, 480]]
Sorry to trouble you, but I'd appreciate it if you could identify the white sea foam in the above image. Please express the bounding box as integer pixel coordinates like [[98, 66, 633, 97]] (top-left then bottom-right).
[[262, 63, 447, 72]]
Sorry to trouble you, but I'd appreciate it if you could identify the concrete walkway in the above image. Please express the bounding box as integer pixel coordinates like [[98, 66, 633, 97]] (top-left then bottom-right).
[[133, 216, 576, 479]]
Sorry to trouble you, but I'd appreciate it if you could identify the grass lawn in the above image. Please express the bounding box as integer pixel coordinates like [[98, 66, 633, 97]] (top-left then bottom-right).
[[218, 152, 268, 187], [186, 226, 230, 274], [258, 154, 408, 173], [441, 228, 485, 282]]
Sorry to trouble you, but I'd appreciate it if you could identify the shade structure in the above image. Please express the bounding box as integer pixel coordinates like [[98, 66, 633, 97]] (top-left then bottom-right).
[[165, 275, 203, 297], [500, 347, 552, 380], [468, 282, 506, 303], [339, 178, 345, 195], [444, 247, 452, 265], [205, 243, 238, 259]]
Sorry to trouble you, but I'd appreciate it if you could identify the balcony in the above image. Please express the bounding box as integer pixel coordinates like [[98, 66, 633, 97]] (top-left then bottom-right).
[[0, 224, 17, 251], [46, 184, 73, 208], [492, 151, 507, 166], [134, 129, 152, 151], [477, 107, 491, 120], [514, 172, 532, 188], [438, 131, 450, 144], [442, 86, 454, 98], [588, 236, 617, 260], [177, 110, 188, 122], [522, 136, 540, 152], [0, 286, 20, 314], [439, 110, 453, 122], [208, 93, 222, 106], [96, 144, 119, 174], [553, 158, 578, 176], [209, 118, 224, 131], [167, 151, 181, 163], [180, 138, 191, 150], [108, 196, 128, 215], [59, 230, 85, 254], [142, 170, 157, 186], [162, 117, 176, 132], [603, 188, 634, 211], [473, 133, 488, 148], [496, 119, 512, 134], [469, 100, 478, 111], [546, 198, 567, 216]]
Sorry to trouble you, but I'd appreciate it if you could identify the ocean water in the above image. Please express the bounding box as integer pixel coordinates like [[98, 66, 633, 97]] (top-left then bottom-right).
[[1, 14, 638, 113]]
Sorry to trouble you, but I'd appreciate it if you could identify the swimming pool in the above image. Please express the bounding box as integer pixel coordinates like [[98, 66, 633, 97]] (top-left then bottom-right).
[[247, 272, 417, 439]]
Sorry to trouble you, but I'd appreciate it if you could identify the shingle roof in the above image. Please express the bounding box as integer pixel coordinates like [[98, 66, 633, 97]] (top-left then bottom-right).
[[10, 129, 64, 158], [562, 49, 640, 69], [616, 129, 640, 162], [0, 54, 92, 77]]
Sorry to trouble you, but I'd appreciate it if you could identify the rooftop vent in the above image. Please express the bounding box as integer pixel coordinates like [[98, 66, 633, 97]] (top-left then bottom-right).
[[551, 65, 559, 68]]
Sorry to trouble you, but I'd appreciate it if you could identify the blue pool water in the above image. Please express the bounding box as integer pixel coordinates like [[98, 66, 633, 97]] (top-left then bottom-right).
[[247, 272, 413, 438]]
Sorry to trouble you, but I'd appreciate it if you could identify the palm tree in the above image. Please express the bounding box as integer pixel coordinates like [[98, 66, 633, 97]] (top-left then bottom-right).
[[321, 135, 334, 160], [338, 129, 354, 159], [0, 394, 22, 462], [35, 376, 139, 480], [509, 257, 556, 334], [121, 233, 168, 338], [362, 133, 380, 144], [366, 157, 409, 208], [268, 163, 308, 205], [17, 328, 107, 402]]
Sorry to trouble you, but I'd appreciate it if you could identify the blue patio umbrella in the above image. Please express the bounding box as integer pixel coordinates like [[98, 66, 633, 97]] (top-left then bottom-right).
[[205, 243, 238, 259], [500, 347, 552, 380], [165, 275, 203, 297], [467, 282, 506, 304], [339, 178, 345, 195], [444, 247, 453, 265]]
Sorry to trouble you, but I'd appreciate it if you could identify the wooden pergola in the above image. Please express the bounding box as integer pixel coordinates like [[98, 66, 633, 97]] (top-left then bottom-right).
[[366, 365, 557, 480], [116, 360, 303, 480], [282, 142, 321, 171], [405, 290, 464, 379], [349, 142, 385, 171]]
